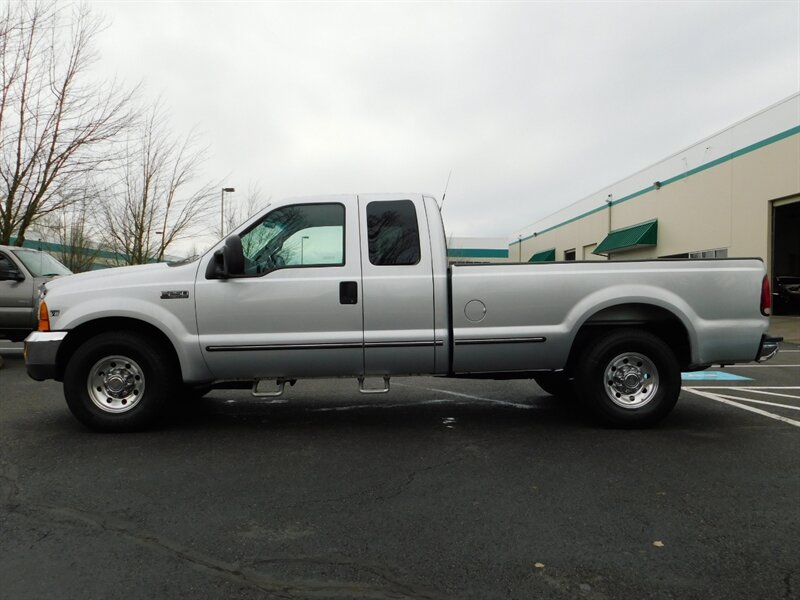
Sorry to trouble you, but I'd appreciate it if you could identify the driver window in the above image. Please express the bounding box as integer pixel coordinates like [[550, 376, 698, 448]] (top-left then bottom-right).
[[239, 203, 345, 275], [0, 253, 13, 273]]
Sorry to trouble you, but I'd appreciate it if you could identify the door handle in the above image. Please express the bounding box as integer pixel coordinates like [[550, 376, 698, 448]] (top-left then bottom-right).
[[339, 281, 358, 304]]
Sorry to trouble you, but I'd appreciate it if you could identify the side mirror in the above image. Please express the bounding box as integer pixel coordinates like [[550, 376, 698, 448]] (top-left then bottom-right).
[[0, 268, 24, 282], [206, 235, 245, 279]]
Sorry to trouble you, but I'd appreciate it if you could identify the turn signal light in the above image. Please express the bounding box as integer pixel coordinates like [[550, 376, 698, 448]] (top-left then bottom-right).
[[38, 301, 50, 331], [760, 276, 771, 316]]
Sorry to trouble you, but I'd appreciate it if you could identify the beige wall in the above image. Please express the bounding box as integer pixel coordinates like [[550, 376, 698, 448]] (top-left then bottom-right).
[[514, 132, 800, 271]]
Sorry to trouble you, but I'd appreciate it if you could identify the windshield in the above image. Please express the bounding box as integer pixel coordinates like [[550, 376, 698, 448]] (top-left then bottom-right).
[[12, 249, 72, 277]]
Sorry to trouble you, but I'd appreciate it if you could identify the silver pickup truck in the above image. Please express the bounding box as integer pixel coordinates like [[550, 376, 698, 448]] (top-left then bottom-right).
[[0, 245, 72, 342], [23, 193, 780, 431]]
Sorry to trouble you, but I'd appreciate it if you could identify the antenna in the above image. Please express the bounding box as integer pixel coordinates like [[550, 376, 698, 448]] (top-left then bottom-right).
[[439, 170, 452, 211]]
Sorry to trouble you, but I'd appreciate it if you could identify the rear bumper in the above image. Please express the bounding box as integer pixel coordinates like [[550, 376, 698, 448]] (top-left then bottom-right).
[[24, 331, 67, 381], [755, 334, 782, 363]]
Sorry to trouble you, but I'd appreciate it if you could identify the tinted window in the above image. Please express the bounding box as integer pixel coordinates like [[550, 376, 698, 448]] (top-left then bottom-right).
[[367, 200, 420, 266], [239, 203, 344, 275]]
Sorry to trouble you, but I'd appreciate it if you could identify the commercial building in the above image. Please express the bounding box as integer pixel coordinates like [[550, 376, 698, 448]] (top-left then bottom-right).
[[447, 237, 509, 264], [509, 94, 800, 301]]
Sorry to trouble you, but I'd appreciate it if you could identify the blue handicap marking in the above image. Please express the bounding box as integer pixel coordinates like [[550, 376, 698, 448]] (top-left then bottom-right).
[[681, 371, 753, 381]]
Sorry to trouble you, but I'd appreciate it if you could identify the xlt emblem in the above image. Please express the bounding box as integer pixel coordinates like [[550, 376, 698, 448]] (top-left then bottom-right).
[[160, 290, 189, 300]]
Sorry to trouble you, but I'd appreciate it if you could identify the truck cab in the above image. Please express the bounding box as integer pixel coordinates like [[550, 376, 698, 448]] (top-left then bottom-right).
[[195, 193, 449, 382]]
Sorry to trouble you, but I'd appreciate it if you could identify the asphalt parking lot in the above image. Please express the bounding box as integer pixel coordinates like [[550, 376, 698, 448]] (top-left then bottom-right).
[[1, 343, 798, 600]]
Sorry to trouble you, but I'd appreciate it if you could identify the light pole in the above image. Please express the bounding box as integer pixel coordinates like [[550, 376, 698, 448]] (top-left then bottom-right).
[[220, 187, 235, 236], [300, 235, 310, 264]]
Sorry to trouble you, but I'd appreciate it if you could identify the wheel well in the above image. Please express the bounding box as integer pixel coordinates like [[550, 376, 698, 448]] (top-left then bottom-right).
[[55, 317, 181, 381], [566, 303, 692, 373]]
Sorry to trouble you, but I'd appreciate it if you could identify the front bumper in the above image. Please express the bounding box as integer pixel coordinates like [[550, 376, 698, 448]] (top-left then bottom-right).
[[24, 331, 67, 381], [755, 334, 782, 363]]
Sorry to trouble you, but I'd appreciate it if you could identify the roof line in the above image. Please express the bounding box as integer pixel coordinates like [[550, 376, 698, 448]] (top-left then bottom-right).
[[512, 123, 800, 246]]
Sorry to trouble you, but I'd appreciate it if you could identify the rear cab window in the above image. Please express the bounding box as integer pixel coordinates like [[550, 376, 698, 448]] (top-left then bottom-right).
[[366, 200, 421, 266]]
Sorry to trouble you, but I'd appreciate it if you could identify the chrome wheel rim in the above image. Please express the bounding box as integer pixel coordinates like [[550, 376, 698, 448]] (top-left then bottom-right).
[[87, 355, 145, 413], [603, 352, 659, 409]]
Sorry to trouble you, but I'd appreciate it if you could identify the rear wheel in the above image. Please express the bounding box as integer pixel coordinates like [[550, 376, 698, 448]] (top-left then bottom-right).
[[64, 331, 178, 432], [575, 329, 680, 428]]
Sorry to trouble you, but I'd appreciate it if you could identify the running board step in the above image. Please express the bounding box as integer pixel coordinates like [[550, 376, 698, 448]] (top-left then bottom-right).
[[358, 376, 390, 394], [251, 378, 296, 398]]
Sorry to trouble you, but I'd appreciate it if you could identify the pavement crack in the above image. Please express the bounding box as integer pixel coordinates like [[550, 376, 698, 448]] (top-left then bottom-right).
[[15, 502, 449, 599], [0, 459, 21, 511], [272, 456, 465, 511], [784, 571, 794, 600]]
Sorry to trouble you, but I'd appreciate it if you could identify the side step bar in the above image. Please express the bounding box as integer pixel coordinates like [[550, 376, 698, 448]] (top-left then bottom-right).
[[249, 377, 392, 397]]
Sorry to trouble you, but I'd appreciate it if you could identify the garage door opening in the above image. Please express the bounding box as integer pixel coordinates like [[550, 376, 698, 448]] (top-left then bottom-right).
[[772, 198, 800, 315]]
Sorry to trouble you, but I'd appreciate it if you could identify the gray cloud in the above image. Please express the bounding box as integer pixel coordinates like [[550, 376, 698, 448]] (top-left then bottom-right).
[[92, 1, 799, 247]]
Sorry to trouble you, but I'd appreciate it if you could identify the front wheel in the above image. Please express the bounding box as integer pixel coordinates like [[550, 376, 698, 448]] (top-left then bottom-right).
[[64, 331, 179, 432], [575, 329, 681, 428]]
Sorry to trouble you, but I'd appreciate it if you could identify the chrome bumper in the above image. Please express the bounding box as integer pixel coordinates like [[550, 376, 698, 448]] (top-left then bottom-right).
[[24, 331, 67, 381], [755, 335, 782, 363]]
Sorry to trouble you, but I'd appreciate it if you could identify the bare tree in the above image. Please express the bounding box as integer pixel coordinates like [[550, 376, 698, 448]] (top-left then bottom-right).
[[0, 2, 136, 246], [102, 103, 216, 265], [33, 190, 101, 272]]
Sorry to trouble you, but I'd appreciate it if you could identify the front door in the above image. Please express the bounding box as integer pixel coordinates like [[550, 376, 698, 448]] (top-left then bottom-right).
[[0, 250, 35, 331], [195, 198, 364, 380]]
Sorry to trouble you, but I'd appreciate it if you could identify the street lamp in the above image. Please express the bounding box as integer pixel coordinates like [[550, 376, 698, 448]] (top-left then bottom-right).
[[300, 235, 310, 264], [220, 187, 235, 236]]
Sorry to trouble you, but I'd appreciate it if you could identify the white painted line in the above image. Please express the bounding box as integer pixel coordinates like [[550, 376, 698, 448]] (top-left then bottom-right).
[[309, 399, 456, 412], [686, 386, 800, 390], [683, 387, 800, 428], [722, 364, 800, 368], [393, 382, 535, 410], [737, 388, 800, 400], [704, 393, 800, 412]]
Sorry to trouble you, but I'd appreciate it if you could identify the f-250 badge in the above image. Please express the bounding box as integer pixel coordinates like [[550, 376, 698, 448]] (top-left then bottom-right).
[[160, 290, 189, 300]]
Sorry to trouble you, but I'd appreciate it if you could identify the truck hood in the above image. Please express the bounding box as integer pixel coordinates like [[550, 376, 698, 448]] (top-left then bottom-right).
[[44, 261, 198, 295]]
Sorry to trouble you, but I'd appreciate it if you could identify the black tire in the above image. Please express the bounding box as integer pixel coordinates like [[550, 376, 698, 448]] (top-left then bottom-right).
[[574, 329, 680, 428], [534, 373, 575, 399], [63, 331, 179, 432]]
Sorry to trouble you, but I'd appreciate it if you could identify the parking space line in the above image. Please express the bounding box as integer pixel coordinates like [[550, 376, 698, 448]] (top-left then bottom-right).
[[722, 364, 800, 368], [703, 393, 800, 412], [683, 387, 800, 428], [737, 388, 800, 400], [393, 382, 535, 410], [687, 386, 800, 390]]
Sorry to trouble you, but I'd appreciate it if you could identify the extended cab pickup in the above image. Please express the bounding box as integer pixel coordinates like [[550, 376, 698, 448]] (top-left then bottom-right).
[[0, 245, 72, 342], [23, 193, 781, 431]]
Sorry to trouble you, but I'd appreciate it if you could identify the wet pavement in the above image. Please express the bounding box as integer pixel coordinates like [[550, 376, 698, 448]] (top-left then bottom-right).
[[1, 346, 798, 599]]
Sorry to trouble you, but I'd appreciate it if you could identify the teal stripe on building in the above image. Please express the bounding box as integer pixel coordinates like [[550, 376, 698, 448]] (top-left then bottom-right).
[[511, 124, 800, 247], [447, 248, 509, 259]]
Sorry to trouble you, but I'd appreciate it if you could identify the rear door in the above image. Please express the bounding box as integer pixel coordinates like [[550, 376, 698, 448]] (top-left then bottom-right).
[[358, 194, 436, 375]]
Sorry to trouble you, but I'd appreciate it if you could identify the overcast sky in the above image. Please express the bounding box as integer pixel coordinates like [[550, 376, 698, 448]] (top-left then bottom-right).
[[92, 1, 800, 248]]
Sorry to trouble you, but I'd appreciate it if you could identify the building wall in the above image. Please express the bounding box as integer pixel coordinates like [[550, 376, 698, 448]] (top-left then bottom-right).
[[510, 94, 800, 275], [448, 236, 509, 264]]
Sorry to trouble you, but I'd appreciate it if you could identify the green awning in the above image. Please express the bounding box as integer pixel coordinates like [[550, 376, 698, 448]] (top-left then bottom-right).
[[528, 248, 556, 262], [593, 219, 658, 255]]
